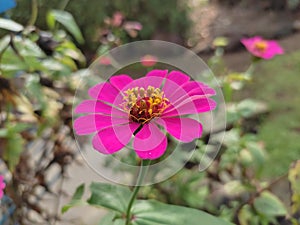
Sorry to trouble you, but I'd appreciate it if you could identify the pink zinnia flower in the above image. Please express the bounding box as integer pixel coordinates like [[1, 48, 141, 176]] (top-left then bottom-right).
[[141, 55, 158, 67], [241, 36, 284, 59], [74, 70, 216, 160], [0, 175, 6, 199]]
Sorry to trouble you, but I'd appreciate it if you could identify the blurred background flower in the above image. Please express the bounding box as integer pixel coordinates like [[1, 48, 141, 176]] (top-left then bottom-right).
[[241, 36, 284, 59], [0, 175, 6, 199], [140, 55, 158, 67]]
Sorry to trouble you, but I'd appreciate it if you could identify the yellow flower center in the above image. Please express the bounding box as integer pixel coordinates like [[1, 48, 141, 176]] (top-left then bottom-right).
[[122, 86, 169, 124], [254, 41, 268, 52]]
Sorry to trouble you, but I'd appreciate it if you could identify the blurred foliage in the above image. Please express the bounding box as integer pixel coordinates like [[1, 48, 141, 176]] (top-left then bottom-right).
[[216, 0, 300, 10], [9, 0, 191, 50], [0, 9, 85, 223], [239, 51, 300, 177], [0, 10, 85, 171]]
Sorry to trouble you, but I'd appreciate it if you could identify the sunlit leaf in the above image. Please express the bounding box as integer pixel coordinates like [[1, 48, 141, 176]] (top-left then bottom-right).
[[13, 37, 46, 58], [0, 35, 10, 53], [0, 18, 23, 32], [224, 180, 247, 197], [56, 40, 86, 64], [213, 36, 229, 47], [47, 10, 84, 44]]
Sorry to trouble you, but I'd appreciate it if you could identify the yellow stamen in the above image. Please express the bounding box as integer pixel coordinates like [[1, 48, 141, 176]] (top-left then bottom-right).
[[254, 41, 268, 52], [122, 86, 170, 124]]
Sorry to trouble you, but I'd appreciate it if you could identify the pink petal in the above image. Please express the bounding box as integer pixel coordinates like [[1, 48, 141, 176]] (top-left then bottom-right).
[[155, 117, 202, 142], [268, 41, 284, 54], [162, 78, 189, 103], [163, 97, 216, 117], [146, 69, 168, 78], [88, 82, 120, 104], [166, 71, 190, 85], [133, 123, 167, 159], [261, 41, 284, 59], [123, 76, 164, 90], [74, 115, 128, 135], [109, 75, 134, 91], [92, 124, 136, 154], [181, 81, 216, 96], [241, 36, 262, 48], [161, 71, 191, 103], [75, 100, 127, 116], [164, 80, 216, 106]]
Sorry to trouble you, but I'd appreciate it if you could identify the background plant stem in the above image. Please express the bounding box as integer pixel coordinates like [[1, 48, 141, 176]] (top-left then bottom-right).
[[28, 0, 38, 26]]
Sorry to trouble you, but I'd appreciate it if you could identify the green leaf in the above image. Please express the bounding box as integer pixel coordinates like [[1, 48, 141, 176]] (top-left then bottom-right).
[[246, 142, 266, 169], [254, 191, 287, 217], [0, 18, 24, 32], [47, 10, 84, 44], [62, 184, 87, 213], [0, 35, 10, 53], [46, 11, 56, 30], [41, 59, 72, 78], [87, 182, 131, 213], [4, 132, 24, 171], [289, 160, 300, 214], [224, 180, 247, 197], [131, 200, 234, 225], [99, 212, 125, 225], [55, 40, 86, 64], [15, 38, 46, 58]]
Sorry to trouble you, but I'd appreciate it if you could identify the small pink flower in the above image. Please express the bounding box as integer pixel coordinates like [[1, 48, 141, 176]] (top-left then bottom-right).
[[0, 175, 6, 199], [123, 21, 143, 31], [241, 36, 284, 59], [99, 56, 111, 65], [141, 55, 158, 67], [123, 21, 143, 38], [112, 12, 124, 27], [74, 70, 216, 160]]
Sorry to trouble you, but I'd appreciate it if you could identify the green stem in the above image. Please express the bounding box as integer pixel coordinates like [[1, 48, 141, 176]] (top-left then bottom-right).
[[28, 0, 38, 26], [244, 63, 256, 78], [125, 160, 151, 225]]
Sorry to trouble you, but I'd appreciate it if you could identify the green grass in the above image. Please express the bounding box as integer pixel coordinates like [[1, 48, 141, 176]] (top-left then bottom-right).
[[241, 51, 300, 177]]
